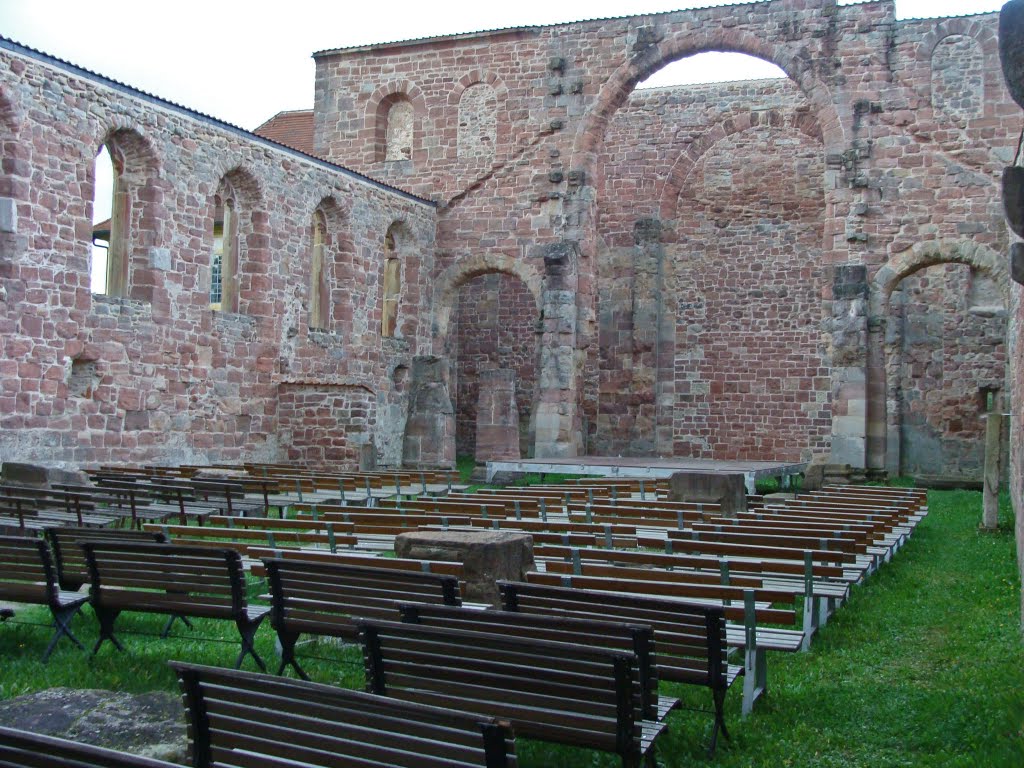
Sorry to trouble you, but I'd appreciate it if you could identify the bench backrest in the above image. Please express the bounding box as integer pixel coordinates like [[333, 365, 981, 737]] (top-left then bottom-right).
[[46, 526, 167, 591], [358, 618, 642, 759], [0, 725, 178, 768], [84, 542, 248, 621], [497, 580, 727, 690], [0, 534, 57, 607], [171, 661, 516, 768], [397, 602, 659, 722], [265, 559, 461, 640]]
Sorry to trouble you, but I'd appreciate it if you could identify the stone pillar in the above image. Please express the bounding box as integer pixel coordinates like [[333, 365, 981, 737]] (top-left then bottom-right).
[[401, 356, 455, 469], [829, 265, 869, 468], [633, 218, 668, 454], [982, 408, 1004, 530], [533, 241, 583, 458], [865, 315, 888, 479], [474, 368, 520, 464]]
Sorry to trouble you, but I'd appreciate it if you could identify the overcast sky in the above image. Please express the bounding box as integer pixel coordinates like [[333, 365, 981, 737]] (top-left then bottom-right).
[[0, 0, 1006, 130]]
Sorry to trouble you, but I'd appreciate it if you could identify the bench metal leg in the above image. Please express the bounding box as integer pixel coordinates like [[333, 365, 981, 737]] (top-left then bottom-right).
[[42, 604, 86, 663], [801, 595, 821, 652], [161, 614, 195, 638], [235, 618, 267, 672], [708, 686, 730, 756], [742, 647, 767, 716], [90, 608, 125, 656], [274, 630, 309, 680]]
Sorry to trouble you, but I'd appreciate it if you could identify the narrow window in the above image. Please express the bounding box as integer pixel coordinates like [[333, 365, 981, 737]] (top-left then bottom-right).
[[979, 386, 999, 414], [382, 228, 400, 337], [91, 145, 128, 295], [211, 194, 237, 311], [309, 210, 329, 330]]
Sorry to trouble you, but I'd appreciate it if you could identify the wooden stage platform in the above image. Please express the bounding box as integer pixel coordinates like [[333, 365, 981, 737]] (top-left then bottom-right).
[[485, 456, 808, 493]]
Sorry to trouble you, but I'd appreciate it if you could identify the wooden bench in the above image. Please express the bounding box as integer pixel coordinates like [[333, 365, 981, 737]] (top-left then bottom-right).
[[0, 534, 89, 661], [263, 558, 462, 679], [496, 579, 736, 752], [535, 543, 851, 647], [171, 661, 517, 768], [45, 526, 168, 591], [83, 541, 269, 670], [358, 618, 666, 768], [396, 602, 677, 725], [0, 725, 180, 768], [524, 569, 800, 715]]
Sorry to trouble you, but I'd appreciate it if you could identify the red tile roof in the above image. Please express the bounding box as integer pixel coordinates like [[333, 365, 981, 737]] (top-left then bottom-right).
[[254, 109, 316, 156]]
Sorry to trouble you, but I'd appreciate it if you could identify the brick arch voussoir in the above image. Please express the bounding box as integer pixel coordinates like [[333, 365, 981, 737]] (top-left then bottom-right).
[[870, 239, 1009, 319], [658, 111, 825, 220], [448, 70, 509, 105], [572, 27, 844, 177], [364, 80, 426, 129], [431, 254, 544, 348], [100, 124, 162, 180]]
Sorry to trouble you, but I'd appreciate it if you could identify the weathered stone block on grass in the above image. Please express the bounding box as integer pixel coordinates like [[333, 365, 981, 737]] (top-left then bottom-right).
[[394, 529, 534, 607], [668, 471, 746, 517]]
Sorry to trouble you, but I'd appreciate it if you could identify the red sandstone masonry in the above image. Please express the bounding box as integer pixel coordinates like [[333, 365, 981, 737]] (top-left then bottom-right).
[[0, 45, 435, 469]]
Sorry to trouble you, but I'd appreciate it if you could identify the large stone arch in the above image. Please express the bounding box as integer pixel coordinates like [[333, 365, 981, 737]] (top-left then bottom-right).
[[431, 253, 543, 347], [571, 26, 845, 176], [867, 239, 1009, 477]]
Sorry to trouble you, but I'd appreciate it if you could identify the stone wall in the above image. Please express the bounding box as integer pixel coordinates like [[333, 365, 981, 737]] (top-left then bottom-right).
[[0, 41, 435, 469], [314, 0, 1016, 470], [452, 272, 538, 457], [3, 0, 1020, 480], [276, 383, 376, 468], [888, 264, 1007, 480], [592, 81, 830, 461]]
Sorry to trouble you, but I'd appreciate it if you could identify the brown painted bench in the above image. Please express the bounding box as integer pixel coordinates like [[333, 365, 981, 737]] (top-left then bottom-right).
[[171, 662, 517, 768], [0, 534, 89, 661], [496, 579, 736, 753], [525, 569, 800, 715], [396, 602, 677, 727], [83, 541, 269, 670], [45, 526, 167, 591], [263, 558, 462, 679], [0, 726, 179, 768], [358, 618, 666, 768], [536, 543, 851, 648]]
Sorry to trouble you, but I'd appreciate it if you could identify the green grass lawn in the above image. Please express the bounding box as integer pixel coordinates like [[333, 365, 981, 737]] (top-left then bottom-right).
[[1, 488, 1021, 766]]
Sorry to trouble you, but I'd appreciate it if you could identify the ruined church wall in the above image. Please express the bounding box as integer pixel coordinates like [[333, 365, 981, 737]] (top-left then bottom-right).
[[591, 80, 830, 461], [0, 44, 435, 470]]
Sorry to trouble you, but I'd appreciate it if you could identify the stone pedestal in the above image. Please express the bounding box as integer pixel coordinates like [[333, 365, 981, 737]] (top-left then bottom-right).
[[394, 529, 534, 607], [668, 471, 746, 517], [475, 369, 520, 465]]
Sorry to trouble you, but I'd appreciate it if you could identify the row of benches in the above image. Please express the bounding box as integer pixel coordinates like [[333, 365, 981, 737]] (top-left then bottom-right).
[[2, 533, 732, 763]]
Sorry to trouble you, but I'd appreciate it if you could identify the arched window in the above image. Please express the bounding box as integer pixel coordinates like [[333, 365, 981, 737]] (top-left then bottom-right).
[[91, 144, 129, 295], [210, 188, 237, 311], [384, 98, 414, 162], [382, 226, 401, 337], [931, 35, 984, 121], [309, 209, 330, 330]]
